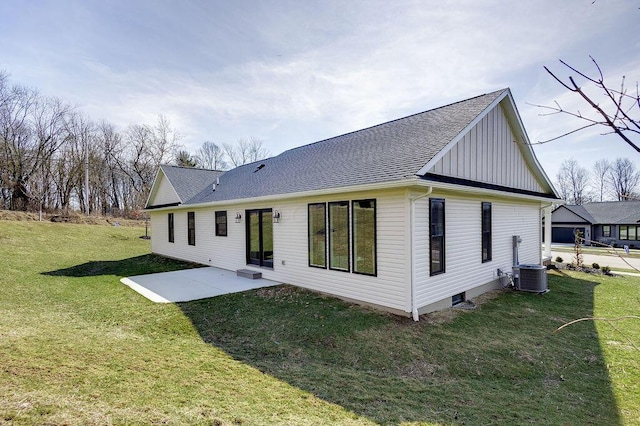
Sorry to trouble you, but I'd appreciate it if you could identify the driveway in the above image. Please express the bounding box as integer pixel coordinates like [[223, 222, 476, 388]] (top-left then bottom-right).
[[121, 267, 281, 303]]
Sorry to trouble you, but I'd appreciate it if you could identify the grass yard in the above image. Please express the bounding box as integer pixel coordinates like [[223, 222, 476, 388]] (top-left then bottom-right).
[[0, 220, 638, 425]]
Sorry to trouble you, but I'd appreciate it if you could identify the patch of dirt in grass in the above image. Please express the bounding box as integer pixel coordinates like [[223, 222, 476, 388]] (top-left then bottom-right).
[[397, 361, 447, 379], [420, 289, 504, 325], [255, 285, 302, 301]]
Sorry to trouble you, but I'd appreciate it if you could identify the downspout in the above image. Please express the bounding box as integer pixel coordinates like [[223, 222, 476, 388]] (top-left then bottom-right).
[[541, 203, 553, 261], [409, 187, 433, 321]]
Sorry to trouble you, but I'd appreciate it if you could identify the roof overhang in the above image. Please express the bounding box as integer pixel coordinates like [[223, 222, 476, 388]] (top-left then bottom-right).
[[144, 174, 560, 213]]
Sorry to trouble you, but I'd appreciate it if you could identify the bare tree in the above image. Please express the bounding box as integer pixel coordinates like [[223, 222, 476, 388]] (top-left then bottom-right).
[[196, 141, 227, 170], [537, 57, 639, 153], [608, 157, 640, 201], [592, 159, 611, 202], [223, 137, 269, 167], [556, 158, 591, 205]]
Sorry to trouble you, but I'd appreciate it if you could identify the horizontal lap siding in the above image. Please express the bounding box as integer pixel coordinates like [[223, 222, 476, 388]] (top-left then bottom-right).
[[414, 193, 541, 308], [151, 189, 410, 312], [153, 174, 180, 205]]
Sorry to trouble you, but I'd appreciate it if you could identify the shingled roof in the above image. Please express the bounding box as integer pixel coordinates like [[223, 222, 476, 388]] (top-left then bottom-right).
[[564, 201, 640, 225], [148, 88, 528, 207]]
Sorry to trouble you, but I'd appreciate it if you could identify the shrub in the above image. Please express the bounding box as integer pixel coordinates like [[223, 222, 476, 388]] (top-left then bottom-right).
[[592, 263, 600, 270], [555, 256, 563, 263], [602, 266, 611, 275]]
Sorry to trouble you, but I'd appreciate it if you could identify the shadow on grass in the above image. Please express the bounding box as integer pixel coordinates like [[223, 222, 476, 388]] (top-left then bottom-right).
[[177, 273, 621, 425], [41, 254, 201, 278]]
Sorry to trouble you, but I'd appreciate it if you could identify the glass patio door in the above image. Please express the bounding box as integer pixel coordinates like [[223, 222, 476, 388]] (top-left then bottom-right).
[[246, 209, 273, 268]]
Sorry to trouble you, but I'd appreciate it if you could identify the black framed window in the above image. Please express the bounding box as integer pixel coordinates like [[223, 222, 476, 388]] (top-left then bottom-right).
[[429, 198, 445, 275], [168, 213, 174, 243], [352, 199, 376, 275], [603, 225, 611, 237], [328, 201, 350, 271], [215, 211, 227, 237], [308, 203, 327, 268], [187, 211, 196, 246], [620, 225, 638, 241], [481, 202, 492, 263]]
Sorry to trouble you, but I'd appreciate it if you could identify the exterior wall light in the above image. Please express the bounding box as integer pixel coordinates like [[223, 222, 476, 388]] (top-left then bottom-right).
[[273, 210, 281, 223], [235, 212, 242, 223]]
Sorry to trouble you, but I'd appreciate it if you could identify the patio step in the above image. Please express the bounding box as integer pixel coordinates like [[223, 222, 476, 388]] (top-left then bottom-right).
[[236, 269, 262, 279]]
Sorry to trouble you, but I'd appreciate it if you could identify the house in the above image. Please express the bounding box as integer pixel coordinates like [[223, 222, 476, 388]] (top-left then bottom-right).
[[544, 201, 640, 248], [145, 88, 560, 319]]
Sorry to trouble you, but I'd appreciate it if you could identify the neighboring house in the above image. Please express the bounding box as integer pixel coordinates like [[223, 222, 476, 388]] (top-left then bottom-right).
[[544, 201, 640, 247], [145, 88, 560, 319]]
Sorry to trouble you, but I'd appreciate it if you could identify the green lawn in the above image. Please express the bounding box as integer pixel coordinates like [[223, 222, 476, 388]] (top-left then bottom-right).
[[1, 220, 638, 425]]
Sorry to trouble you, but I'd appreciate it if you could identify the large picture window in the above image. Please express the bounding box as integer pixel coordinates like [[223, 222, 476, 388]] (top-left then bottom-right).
[[603, 225, 611, 238], [215, 211, 227, 237], [168, 213, 174, 243], [352, 199, 376, 275], [308, 203, 327, 268], [328, 201, 350, 272], [430, 198, 445, 275], [481, 202, 492, 263], [187, 211, 196, 246], [620, 225, 639, 240]]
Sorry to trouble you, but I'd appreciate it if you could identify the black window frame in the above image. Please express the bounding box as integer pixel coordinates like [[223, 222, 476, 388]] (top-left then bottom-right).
[[602, 225, 611, 238], [308, 203, 327, 269], [187, 211, 196, 246], [168, 213, 174, 243], [352, 199, 377, 276], [429, 198, 445, 276], [215, 211, 227, 237], [481, 202, 492, 263], [619, 225, 639, 241], [328, 201, 350, 272]]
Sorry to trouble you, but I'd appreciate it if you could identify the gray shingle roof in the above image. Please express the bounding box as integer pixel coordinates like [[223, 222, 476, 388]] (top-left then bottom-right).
[[159, 165, 225, 204], [567, 201, 640, 225], [152, 89, 509, 206]]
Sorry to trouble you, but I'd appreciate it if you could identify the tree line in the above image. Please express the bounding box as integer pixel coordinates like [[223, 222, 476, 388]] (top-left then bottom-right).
[[555, 157, 640, 205], [0, 71, 268, 216]]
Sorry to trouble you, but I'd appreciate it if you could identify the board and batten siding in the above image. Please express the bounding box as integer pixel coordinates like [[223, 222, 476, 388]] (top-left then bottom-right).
[[429, 104, 543, 193], [413, 192, 542, 309], [150, 188, 412, 313]]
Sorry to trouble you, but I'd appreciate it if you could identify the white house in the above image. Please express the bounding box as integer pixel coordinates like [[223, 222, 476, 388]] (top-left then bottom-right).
[[145, 88, 560, 319]]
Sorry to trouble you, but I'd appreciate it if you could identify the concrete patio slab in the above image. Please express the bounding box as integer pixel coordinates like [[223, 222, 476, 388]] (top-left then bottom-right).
[[121, 267, 281, 303]]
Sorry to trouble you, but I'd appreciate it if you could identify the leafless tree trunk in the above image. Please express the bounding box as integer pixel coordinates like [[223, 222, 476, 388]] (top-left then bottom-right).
[[608, 157, 640, 201], [196, 141, 227, 170], [223, 137, 269, 167], [555, 159, 591, 204], [592, 159, 611, 202]]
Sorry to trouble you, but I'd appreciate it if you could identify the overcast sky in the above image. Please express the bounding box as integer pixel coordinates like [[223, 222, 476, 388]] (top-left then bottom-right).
[[1, 0, 638, 183]]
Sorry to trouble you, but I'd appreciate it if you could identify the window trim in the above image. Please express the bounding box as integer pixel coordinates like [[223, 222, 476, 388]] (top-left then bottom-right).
[[308, 203, 327, 269], [619, 225, 639, 241], [429, 198, 445, 276], [215, 211, 227, 237], [328, 201, 350, 272], [351, 199, 377, 276], [168, 213, 174, 243], [481, 202, 492, 263], [187, 211, 196, 246]]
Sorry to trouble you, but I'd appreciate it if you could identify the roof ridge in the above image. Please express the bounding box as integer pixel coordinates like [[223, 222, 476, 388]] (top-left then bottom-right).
[[161, 164, 226, 173], [276, 88, 509, 156]]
